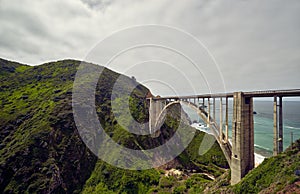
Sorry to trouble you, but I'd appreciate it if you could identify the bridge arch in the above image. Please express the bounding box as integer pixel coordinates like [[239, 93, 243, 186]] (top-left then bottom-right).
[[153, 100, 181, 132], [153, 100, 232, 166]]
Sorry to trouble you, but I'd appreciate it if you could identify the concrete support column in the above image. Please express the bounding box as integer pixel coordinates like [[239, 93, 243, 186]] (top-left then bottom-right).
[[225, 97, 229, 143], [273, 97, 278, 156], [231, 92, 254, 185], [149, 98, 166, 133], [278, 97, 283, 153], [213, 98, 216, 121], [220, 97, 223, 141], [207, 98, 210, 127]]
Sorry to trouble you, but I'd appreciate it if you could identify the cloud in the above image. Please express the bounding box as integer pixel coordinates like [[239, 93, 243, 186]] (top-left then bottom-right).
[[0, 0, 299, 93], [81, 0, 114, 10]]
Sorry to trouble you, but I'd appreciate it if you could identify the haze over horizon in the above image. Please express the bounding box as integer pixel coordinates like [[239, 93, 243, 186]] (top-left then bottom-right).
[[1, 0, 300, 95]]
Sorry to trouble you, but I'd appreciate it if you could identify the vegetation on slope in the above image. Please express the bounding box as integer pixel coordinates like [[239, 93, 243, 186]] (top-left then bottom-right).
[[203, 139, 300, 194], [0, 59, 97, 193], [0, 58, 229, 193], [232, 139, 300, 193], [81, 124, 229, 194]]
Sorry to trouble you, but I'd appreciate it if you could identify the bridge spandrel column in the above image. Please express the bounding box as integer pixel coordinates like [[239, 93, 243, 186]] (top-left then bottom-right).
[[231, 92, 254, 185], [207, 98, 210, 127], [225, 97, 229, 143], [220, 97, 223, 141]]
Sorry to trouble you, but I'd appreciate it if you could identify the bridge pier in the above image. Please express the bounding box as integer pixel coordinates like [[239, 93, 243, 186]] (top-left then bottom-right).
[[273, 97, 278, 155], [279, 97, 283, 153], [149, 98, 166, 133], [225, 97, 229, 143], [231, 92, 254, 185], [273, 96, 283, 155]]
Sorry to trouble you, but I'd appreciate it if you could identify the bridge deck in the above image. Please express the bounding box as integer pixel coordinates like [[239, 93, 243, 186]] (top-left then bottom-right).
[[150, 89, 300, 100]]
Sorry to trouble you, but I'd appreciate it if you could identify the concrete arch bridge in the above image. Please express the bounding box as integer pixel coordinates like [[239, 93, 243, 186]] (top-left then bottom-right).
[[148, 89, 300, 185]]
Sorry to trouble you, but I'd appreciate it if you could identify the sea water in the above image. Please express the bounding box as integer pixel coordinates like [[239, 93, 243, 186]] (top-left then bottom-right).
[[182, 100, 300, 157]]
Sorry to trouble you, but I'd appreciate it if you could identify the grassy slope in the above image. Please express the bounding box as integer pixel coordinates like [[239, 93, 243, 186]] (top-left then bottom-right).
[[0, 58, 229, 193], [0, 59, 98, 193], [81, 124, 229, 194]]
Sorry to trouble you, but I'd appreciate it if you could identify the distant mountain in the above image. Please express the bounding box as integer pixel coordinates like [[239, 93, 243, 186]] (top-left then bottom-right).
[[0, 58, 228, 193]]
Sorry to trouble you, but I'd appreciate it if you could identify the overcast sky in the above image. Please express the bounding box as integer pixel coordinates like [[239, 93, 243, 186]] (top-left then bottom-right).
[[0, 0, 300, 96]]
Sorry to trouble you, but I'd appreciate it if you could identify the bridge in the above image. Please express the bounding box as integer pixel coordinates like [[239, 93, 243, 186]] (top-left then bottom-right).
[[148, 89, 300, 185]]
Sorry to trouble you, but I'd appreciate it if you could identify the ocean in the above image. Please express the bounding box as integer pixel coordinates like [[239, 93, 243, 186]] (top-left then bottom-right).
[[182, 100, 300, 157]]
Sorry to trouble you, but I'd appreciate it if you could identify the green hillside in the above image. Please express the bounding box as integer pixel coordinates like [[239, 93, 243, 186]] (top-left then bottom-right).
[[202, 139, 300, 194], [0, 58, 228, 193]]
